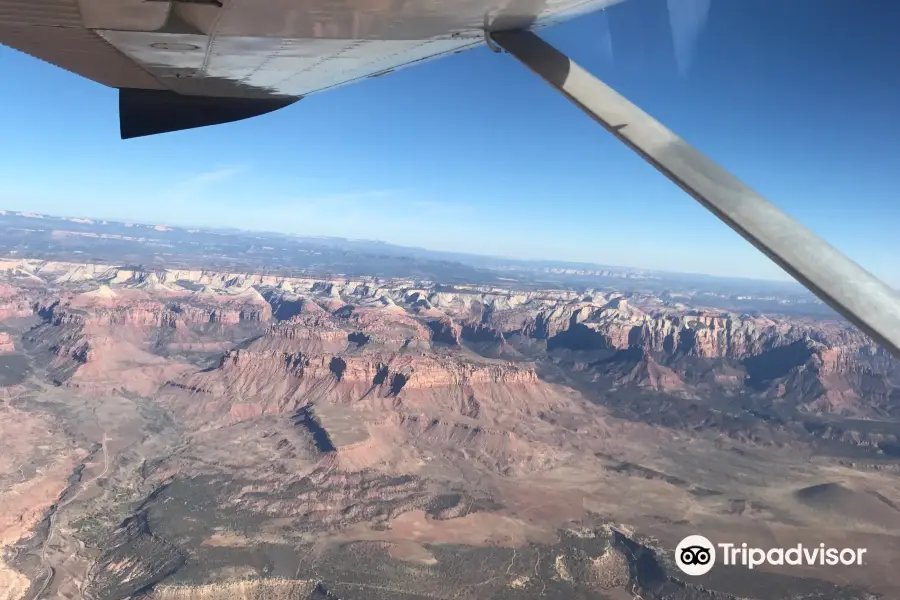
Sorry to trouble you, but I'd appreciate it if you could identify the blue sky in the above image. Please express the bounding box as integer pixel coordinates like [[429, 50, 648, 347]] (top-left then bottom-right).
[[1, 0, 899, 284]]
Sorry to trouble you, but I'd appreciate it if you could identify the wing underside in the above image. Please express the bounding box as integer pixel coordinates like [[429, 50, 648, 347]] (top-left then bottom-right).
[[0, 0, 623, 135]]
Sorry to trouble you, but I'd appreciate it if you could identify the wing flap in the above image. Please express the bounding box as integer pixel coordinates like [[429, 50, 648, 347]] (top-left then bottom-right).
[[0, 0, 82, 27], [0, 0, 163, 89], [0, 23, 164, 89]]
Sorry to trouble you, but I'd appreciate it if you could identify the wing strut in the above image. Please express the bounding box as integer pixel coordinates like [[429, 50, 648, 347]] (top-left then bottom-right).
[[490, 29, 900, 359]]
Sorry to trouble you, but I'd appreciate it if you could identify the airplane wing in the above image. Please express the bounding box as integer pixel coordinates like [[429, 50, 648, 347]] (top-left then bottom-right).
[[0, 0, 624, 137]]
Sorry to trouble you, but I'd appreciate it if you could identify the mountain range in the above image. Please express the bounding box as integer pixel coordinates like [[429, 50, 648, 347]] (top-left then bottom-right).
[[0, 237, 898, 600]]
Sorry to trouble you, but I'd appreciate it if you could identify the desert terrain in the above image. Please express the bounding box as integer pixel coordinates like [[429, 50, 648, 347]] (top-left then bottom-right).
[[2, 216, 900, 600]]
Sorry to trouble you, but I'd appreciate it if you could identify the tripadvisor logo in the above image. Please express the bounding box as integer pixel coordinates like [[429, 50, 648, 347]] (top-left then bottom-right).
[[674, 535, 868, 576], [675, 535, 716, 576]]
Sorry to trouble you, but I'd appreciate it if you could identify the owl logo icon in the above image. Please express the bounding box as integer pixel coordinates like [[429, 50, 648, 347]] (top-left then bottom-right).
[[675, 535, 716, 576]]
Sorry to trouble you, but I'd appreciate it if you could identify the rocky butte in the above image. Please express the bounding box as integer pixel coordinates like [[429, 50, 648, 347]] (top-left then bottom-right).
[[0, 258, 899, 600]]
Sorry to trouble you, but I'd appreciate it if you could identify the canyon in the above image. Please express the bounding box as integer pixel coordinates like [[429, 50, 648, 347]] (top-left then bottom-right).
[[1, 257, 899, 600]]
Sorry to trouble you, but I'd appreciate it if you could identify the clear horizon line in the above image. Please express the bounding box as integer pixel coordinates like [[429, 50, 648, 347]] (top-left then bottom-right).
[[0, 207, 803, 287]]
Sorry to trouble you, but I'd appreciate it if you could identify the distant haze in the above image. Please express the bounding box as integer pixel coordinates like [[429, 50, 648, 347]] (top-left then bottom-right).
[[0, 209, 837, 321]]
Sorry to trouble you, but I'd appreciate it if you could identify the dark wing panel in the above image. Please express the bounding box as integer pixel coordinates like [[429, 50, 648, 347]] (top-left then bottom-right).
[[118, 88, 297, 138]]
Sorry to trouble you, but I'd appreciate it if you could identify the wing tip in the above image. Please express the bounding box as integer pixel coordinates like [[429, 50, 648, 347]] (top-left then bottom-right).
[[118, 88, 299, 139]]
